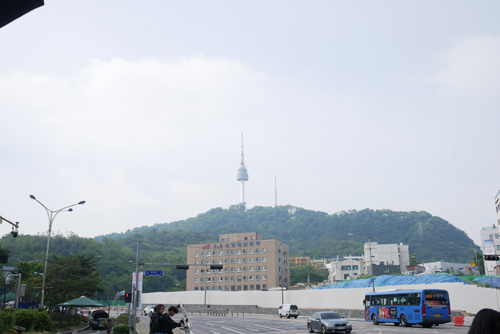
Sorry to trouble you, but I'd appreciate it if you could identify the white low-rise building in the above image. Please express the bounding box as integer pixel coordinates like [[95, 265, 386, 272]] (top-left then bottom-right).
[[363, 242, 410, 275], [325, 256, 363, 283]]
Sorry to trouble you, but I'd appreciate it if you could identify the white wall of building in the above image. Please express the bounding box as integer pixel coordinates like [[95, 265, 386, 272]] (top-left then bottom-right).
[[363, 242, 410, 273], [326, 257, 363, 283], [143, 282, 500, 315], [422, 261, 478, 275]]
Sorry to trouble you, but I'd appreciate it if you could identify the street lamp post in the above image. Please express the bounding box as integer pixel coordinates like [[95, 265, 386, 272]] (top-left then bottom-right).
[[348, 233, 375, 292], [30, 195, 85, 307]]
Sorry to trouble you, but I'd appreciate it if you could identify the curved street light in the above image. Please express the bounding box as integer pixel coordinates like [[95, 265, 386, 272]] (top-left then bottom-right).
[[30, 194, 86, 307], [348, 233, 375, 292]]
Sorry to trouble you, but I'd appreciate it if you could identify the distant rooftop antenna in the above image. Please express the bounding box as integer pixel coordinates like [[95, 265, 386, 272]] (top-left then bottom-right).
[[275, 175, 277, 207], [236, 132, 249, 209], [418, 222, 424, 237]]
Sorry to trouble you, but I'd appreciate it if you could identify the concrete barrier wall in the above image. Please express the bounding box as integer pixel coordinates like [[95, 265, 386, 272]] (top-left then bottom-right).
[[142, 283, 500, 315]]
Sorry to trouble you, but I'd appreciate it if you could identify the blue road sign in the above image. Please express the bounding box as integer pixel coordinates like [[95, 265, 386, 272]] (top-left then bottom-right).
[[145, 270, 164, 277]]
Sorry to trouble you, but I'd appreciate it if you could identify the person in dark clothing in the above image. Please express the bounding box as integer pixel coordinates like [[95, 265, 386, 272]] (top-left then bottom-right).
[[150, 304, 164, 334], [160, 305, 188, 334], [467, 308, 500, 334]]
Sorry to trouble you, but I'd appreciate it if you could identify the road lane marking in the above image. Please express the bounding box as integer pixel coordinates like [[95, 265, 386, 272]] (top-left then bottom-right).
[[251, 324, 287, 332], [221, 327, 246, 334]]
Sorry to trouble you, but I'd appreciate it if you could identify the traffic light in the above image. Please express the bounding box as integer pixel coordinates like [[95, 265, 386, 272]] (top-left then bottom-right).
[[124, 292, 131, 302], [483, 255, 500, 261], [176, 265, 189, 270]]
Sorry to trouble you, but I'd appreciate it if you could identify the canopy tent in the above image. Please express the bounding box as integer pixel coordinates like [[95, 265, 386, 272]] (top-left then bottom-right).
[[57, 296, 107, 308]]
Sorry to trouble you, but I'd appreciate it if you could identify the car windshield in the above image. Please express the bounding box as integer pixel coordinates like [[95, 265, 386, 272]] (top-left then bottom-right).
[[321, 313, 341, 320], [290, 305, 298, 310]]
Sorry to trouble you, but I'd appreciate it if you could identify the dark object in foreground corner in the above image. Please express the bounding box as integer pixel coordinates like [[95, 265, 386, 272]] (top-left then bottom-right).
[[0, 0, 44, 29]]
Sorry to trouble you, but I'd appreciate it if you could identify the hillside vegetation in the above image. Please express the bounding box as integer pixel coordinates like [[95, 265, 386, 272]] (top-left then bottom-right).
[[0, 206, 479, 298]]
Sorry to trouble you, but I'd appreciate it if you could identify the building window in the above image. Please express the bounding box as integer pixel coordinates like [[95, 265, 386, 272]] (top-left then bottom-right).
[[237, 285, 242, 291], [207, 252, 211, 257], [251, 236, 255, 240], [201, 269, 205, 274], [243, 249, 248, 255], [237, 258, 242, 263], [237, 276, 242, 282], [278, 267, 281, 272], [195, 269, 199, 274], [231, 250, 235, 255], [278, 258, 281, 263], [195, 252, 199, 257], [231, 259, 235, 264], [250, 258, 254, 263], [225, 277, 229, 282], [201, 252, 205, 257], [221, 238, 224, 242], [219, 259, 223, 264], [256, 275, 260, 280], [207, 286, 210, 291], [225, 259, 229, 264], [225, 250, 229, 255], [353, 265, 359, 270], [195, 278, 199, 283], [244, 237, 248, 240], [225, 286, 229, 291], [250, 285, 254, 290], [263, 275, 267, 280], [231, 276, 235, 282], [256, 284, 260, 290], [219, 251, 223, 256], [243, 267, 248, 272], [213, 251, 217, 256], [497, 245, 500, 251], [231, 268, 235, 273], [262, 248, 267, 253], [237, 267, 242, 272], [250, 266, 254, 271], [207, 260, 211, 265], [195, 261, 199, 265], [231, 285, 235, 291], [256, 249, 260, 254], [201, 260, 205, 265], [263, 257, 267, 262], [278, 249, 281, 254], [263, 266, 267, 271], [249, 249, 254, 254], [200, 287, 204, 291], [237, 250, 242, 255], [263, 284, 267, 289], [201, 278, 205, 283], [243, 276, 248, 281], [212, 269, 217, 274], [219, 277, 223, 282], [250, 275, 254, 280], [256, 266, 261, 272], [243, 258, 248, 264], [244, 285, 248, 290], [225, 268, 229, 273], [195, 287, 199, 291], [256, 257, 260, 263], [207, 277, 211, 283], [219, 286, 223, 291]]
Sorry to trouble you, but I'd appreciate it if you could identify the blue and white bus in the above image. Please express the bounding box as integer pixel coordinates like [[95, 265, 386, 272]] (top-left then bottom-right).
[[363, 289, 451, 328]]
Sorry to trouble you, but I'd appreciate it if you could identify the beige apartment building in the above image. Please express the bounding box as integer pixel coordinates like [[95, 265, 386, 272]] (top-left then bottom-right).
[[186, 232, 289, 291]]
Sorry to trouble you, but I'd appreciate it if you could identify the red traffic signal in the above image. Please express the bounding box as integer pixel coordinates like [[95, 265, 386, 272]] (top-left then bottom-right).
[[124, 292, 132, 302], [483, 255, 500, 261]]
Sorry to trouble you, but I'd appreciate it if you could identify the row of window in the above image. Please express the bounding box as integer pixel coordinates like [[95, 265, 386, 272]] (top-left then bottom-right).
[[194, 284, 267, 291], [195, 275, 267, 283], [341, 265, 359, 270], [195, 257, 270, 265], [196, 249, 267, 257], [220, 236, 255, 242], [196, 266, 268, 274]]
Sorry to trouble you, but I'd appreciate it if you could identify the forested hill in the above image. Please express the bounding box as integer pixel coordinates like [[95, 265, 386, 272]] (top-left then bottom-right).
[[98, 205, 479, 263]]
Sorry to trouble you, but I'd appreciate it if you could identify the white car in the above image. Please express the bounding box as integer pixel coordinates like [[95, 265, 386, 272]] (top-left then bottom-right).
[[278, 304, 299, 319], [144, 305, 153, 316]]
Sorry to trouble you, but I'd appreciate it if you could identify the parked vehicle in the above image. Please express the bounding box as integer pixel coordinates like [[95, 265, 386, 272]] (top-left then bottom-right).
[[82, 309, 91, 322], [144, 305, 153, 316], [307, 312, 352, 334], [363, 289, 451, 328], [88, 309, 109, 330], [278, 304, 299, 319]]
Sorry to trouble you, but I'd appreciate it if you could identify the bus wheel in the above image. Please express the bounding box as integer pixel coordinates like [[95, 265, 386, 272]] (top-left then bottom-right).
[[371, 314, 379, 325], [400, 314, 409, 327]]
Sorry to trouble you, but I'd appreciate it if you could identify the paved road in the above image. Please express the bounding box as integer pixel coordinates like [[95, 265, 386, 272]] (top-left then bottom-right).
[[135, 314, 470, 334]]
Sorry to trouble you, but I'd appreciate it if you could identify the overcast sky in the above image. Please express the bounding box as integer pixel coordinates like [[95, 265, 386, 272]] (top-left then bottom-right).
[[1, 1, 499, 247]]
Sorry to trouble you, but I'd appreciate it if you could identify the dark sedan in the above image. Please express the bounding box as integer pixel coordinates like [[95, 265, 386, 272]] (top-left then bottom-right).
[[307, 312, 352, 334]]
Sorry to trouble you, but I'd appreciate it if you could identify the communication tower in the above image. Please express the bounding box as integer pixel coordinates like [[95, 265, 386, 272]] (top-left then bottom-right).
[[236, 133, 249, 207]]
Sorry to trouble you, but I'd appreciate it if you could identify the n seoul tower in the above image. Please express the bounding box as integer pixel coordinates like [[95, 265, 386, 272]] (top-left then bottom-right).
[[236, 133, 249, 207]]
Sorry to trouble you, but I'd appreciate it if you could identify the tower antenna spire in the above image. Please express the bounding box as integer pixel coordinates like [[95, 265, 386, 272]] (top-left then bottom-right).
[[236, 132, 249, 209], [275, 175, 277, 207]]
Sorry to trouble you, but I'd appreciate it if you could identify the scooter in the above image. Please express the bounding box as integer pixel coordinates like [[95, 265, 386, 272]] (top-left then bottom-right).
[[177, 304, 193, 334]]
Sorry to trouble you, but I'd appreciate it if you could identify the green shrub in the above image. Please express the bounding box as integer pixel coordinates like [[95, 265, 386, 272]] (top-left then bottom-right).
[[13, 309, 35, 331], [0, 310, 14, 333], [113, 324, 129, 334], [33, 308, 53, 332]]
